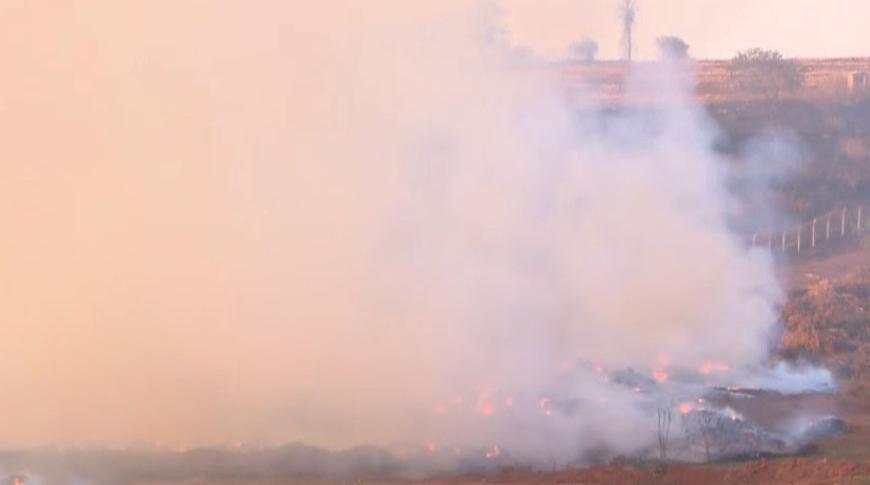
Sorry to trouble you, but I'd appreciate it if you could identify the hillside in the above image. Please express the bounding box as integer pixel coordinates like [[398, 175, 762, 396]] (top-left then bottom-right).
[[555, 58, 870, 229]]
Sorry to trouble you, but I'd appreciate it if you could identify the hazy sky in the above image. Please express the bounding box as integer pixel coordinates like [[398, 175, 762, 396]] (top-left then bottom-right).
[[502, 0, 869, 59]]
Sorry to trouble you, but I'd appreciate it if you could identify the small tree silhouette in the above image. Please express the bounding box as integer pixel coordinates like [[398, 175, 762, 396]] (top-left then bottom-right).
[[656, 407, 673, 460], [684, 410, 729, 462], [656, 36, 689, 60], [570, 37, 599, 63]]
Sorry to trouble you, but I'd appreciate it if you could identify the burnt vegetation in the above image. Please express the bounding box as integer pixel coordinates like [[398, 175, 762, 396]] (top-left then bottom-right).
[[780, 272, 870, 404]]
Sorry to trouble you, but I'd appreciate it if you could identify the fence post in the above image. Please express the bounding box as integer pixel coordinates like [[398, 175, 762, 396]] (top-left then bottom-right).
[[826, 216, 831, 241], [842, 208, 848, 237], [797, 228, 801, 253], [858, 206, 863, 233], [811, 218, 817, 248], [782, 230, 787, 252]]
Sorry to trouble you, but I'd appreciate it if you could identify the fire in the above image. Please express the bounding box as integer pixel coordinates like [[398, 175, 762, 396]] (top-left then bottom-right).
[[652, 370, 668, 383], [480, 403, 494, 416], [485, 445, 501, 459], [679, 402, 693, 415], [477, 389, 494, 416], [699, 360, 729, 374], [538, 397, 552, 416], [652, 354, 669, 382]]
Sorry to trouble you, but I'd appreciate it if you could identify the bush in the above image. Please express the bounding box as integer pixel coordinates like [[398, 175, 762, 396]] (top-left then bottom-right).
[[656, 36, 689, 60], [730, 48, 803, 99]]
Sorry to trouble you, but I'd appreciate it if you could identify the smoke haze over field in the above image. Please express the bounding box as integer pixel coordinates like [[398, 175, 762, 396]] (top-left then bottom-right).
[[1, 0, 790, 465]]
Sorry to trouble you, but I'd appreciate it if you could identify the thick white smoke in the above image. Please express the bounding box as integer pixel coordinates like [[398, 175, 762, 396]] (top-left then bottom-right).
[[0, 1, 793, 468], [275, 2, 783, 464]]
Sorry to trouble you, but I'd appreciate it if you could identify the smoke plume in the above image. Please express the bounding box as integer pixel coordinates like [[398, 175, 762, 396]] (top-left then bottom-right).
[[0, 0, 794, 474]]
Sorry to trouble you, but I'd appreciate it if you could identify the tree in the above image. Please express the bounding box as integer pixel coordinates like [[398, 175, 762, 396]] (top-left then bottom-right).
[[730, 48, 804, 99], [569, 37, 599, 63], [683, 410, 728, 463], [656, 407, 672, 460], [656, 36, 689, 60], [619, 0, 637, 61]]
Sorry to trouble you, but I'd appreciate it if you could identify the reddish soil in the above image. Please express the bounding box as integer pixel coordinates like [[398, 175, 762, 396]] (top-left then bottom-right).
[[135, 459, 870, 485], [781, 247, 870, 293], [435, 459, 870, 485]]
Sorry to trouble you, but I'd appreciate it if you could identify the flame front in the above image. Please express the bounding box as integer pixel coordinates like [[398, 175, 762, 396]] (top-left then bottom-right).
[[699, 360, 730, 374]]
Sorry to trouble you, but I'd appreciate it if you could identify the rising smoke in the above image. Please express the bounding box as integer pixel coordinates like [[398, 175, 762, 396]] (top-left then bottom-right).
[[0, 0, 808, 478]]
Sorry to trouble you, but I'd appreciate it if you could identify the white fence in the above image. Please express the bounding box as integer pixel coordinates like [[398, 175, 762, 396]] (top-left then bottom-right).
[[749, 205, 867, 255]]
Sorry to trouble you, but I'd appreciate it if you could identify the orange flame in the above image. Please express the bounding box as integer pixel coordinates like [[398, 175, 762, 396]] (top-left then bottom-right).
[[477, 389, 494, 416], [699, 360, 729, 374], [679, 403, 692, 415], [485, 445, 501, 459], [652, 370, 668, 383], [480, 403, 494, 416]]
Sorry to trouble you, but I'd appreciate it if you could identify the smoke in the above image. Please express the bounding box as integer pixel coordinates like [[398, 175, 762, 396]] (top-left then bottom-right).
[[364, 42, 785, 462], [727, 129, 807, 233], [0, 0, 797, 475]]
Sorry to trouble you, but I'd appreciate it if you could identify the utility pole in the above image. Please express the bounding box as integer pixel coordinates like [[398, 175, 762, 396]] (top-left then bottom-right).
[[620, 0, 636, 62]]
